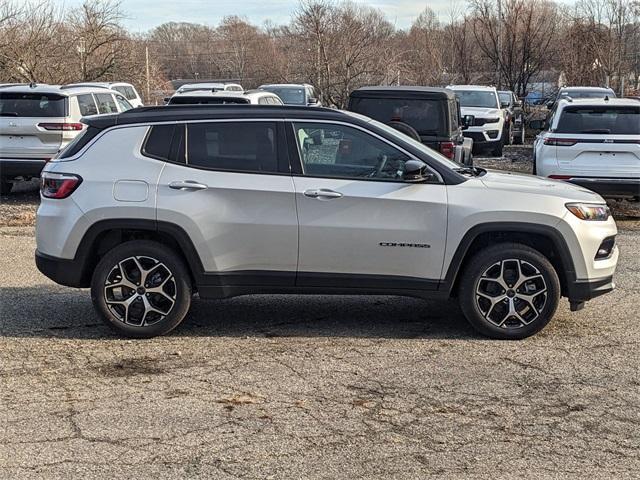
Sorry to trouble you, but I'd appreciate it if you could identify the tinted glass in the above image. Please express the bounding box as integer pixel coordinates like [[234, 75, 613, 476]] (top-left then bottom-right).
[[293, 122, 411, 181], [556, 106, 640, 134], [169, 96, 249, 105], [58, 126, 101, 158], [261, 87, 305, 105], [498, 92, 511, 104], [144, 125, 175, 160], [559, 90, 615, 100], [114, 94, 133, 111], [95, 93, 118, 114], [454, 90, 499, 109], [0, 92, 66, 117], [349, 97, 447, 136], [76, 94, 98, 116], [186, 122, 278, 172]]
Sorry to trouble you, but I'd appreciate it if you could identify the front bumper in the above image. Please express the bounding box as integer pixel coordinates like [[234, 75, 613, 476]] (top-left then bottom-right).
[[0, 158, 47, 179], [565, 177, 640, 200], [566, 275, 615, 302]]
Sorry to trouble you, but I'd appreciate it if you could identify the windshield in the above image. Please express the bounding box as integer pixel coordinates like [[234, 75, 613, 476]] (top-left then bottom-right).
[[455, 90, 499, 109], [0, 92, 66, 117], [556, 106, 640, 134], [343, 111, 461, 170], [349, 97, 447, 136], [261, 87, 305, 105], [498, 92, 511, 105]]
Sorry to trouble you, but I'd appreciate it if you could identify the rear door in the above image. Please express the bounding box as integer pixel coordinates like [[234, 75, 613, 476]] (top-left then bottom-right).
[[0, 91, 67, 159], [553, 105, 640, 178], [156, 120, 298, 284]]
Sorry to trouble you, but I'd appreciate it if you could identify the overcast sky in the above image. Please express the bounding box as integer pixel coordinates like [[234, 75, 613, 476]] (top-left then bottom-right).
[[38, 0, 576, 31]]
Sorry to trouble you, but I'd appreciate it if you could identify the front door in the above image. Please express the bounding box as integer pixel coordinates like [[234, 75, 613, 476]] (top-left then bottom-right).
[[290, 121, 448, 290]]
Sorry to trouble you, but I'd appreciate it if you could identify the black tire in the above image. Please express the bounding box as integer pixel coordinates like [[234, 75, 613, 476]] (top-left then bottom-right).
[[387, 121, 421, 142], [513, 122, 525, 145], [532, 151, 538, 175], [0, 177, 12, 195], [458, 243, 561, 340], [90, 240, 192, 338]]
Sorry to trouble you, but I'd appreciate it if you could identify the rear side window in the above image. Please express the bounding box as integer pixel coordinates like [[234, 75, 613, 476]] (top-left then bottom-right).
[[114, 94, 133, 111], [95, 93, 118, 114], [556, 106, 640, 134], [0, 92, 66, 117], [76, 94, 98, 116], [186, 121, 278, 172], [349, 97, 447, 136], [143, 124, 185, 162], [113, 85, 137, 100], [58, 126, 101, 159]]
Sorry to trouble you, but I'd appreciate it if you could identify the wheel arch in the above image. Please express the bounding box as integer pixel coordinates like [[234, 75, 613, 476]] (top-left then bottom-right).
[[71, 219, 204, 288], [441, 222, 576, 298]]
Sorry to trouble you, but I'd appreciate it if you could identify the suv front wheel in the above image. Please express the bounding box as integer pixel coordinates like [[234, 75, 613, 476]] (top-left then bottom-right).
[[459, 243, 560, 339], [90, 241, 192, 338]]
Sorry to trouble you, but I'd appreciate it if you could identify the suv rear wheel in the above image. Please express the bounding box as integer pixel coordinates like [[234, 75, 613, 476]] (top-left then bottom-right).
[[0, 177, 12, 195], [459, 243, 560, 340], [90, 241, 192, 338]]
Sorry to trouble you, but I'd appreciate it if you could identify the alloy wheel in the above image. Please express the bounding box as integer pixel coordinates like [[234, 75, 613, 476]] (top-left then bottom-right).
[[475, 258, 548, 329], [103, 255, 177, 326]]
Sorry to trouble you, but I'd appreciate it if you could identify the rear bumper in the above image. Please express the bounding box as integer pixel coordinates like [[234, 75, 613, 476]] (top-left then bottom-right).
[[566, 275, 615, 302], [35, 250, 86, 288], [0, 158, 47, 178], [566, 177, 640, 199]]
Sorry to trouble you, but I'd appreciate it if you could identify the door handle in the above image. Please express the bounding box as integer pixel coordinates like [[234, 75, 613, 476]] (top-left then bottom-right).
[[168, 180, 208, 191], [303, 188, 343, 199]]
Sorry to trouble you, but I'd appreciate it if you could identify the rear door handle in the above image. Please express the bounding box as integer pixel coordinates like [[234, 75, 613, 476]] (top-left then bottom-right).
[[303, 188, 343, 199], [169, 180, 208, 191]]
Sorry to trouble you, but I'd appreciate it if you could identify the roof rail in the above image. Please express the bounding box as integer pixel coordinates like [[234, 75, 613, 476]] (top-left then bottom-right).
[[61, 83, 112, 90], [0, 83, 29, 89]]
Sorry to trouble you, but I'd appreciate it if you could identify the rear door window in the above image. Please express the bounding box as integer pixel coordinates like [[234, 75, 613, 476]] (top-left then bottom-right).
[[349, 97, 447, 137], [76, 94, 98, 116], [556, 106, 640, 134], [186, 121, 278, 173], [95, 93, 118, 114], [0, 92, 66, 117]]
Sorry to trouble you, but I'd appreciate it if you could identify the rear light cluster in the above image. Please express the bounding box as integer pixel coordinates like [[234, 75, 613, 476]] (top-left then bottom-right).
[[37, 123, 84, 131], [543, 137, 578, 147], [439, 141, 455, 159], [40, 172, 82, 199]]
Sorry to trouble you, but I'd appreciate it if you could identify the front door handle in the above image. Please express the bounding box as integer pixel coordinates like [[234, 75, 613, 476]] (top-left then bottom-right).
[[169, 180, 208, 191], [303, 188, 343, 199]]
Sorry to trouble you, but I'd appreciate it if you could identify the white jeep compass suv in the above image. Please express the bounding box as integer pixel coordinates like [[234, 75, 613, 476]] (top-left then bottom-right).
[[447, 85, 507, 156], [35, 105, 618, 339], [533, 98, 640, 201]]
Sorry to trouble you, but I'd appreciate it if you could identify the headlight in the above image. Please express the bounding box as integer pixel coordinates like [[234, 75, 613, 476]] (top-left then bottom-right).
[[566, 203, 611, 221]]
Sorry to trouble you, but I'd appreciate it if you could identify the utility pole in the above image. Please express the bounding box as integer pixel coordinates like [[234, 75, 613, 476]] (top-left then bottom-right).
[[497, 0, 502, 89], [145, 45, 150, 103]]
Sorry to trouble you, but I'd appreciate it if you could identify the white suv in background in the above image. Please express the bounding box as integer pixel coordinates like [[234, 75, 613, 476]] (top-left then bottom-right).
[[35, 106, 618, 340], [0, 84, 133, 194], [67, 82, 144, 107], [447, 85, 507, 156], [533, 98, 640, 201], [167, 89, 283, 105]]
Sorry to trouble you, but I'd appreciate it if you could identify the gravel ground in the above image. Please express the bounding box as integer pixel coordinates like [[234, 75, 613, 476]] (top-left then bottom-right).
[[1, 148, 639, 479]]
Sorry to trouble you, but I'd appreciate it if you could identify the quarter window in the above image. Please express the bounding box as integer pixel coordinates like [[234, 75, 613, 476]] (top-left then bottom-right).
[[293, 122, 412, 181], [186, 122, 278, 172], [143, 124, 185, 163], [95, 93, 118, 114], [76, 94, 98, 116]]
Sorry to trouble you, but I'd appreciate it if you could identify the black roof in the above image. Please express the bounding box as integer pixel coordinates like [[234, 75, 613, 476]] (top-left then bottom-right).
[[83, 105, 353, 129], [349, 86, 455, 100]]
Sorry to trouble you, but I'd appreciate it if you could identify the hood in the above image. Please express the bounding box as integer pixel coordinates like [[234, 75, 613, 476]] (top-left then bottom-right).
[[479, 170, 605, 202], [460, 106, 501, 118]]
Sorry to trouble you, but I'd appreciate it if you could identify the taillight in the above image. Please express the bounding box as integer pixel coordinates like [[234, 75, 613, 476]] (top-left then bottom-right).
[[37, 123, 84, 131], [543, 137, 578, 146], [439, 141, 455, 159], [40, 172, 82, 199]]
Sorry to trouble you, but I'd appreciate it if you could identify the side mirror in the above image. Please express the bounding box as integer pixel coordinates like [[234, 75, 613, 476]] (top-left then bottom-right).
[[546, 101, 554, 110], [500, 101, 510, 109], [403, 160, 432, 183], [308, 97, 318, 105], [529, 119, 545, 130], [163, 97, 170, 104], [462, 114, 474, 129], [514, 100, 522, 107]]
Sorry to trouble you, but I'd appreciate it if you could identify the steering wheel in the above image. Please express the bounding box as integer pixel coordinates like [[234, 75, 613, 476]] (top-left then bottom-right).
[[369, 155, 388, 178]]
